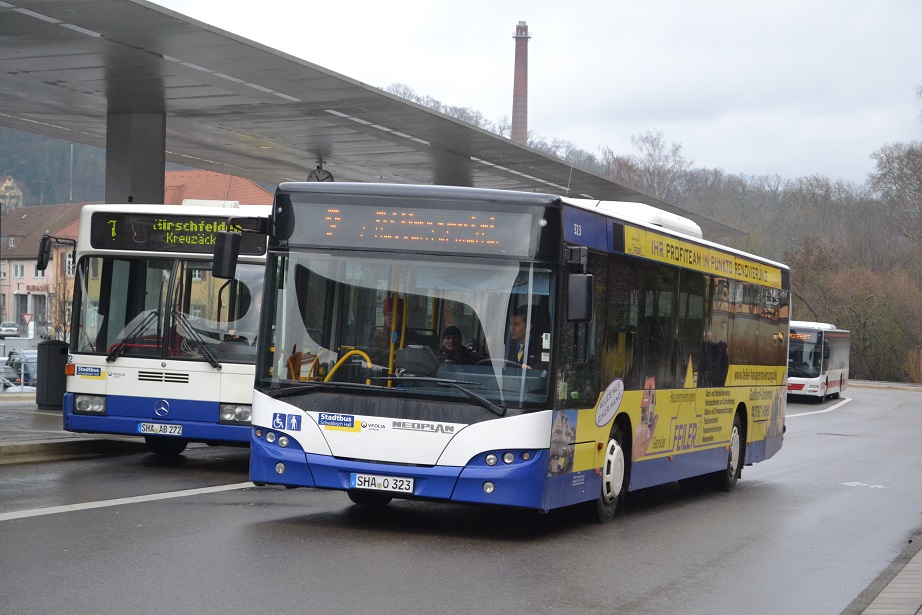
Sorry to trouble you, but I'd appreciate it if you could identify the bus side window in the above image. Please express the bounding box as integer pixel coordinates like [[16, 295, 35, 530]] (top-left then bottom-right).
[[676, 270, 706, 389], [603, 255, 641, 389], [557, 253, 604, 404]]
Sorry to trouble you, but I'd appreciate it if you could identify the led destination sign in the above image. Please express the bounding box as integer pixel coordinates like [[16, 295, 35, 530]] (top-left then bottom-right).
[[90, 212, 266, 255], [289, 202, 535, 257], [789, 331, 818, 342]]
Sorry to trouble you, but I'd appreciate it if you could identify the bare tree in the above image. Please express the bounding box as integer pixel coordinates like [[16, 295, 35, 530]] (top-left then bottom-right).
[[384, 83, 499, 134], [601, 131, 692, 205], [384, 83, 604, 172], [868, 141, 922, 243]]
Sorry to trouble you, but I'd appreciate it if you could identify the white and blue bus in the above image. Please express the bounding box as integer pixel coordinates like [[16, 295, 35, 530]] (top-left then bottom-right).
[[60, 201, 269, 456], [787, 321, 850, 400], [223, 183, 789, 520]]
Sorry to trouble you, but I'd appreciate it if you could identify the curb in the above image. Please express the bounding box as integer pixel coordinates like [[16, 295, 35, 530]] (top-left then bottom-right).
[[848, 381, 922, 393], [0, 438, 148, 465]]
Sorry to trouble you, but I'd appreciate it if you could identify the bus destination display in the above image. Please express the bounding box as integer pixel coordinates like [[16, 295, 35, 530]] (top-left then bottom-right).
[[90, 212, 266, 255], [789, 330, 818, 342], [290, 203, 535, 257]]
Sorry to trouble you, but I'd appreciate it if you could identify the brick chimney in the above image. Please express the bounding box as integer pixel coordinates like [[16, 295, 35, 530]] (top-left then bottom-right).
[[511, 21, 530, 145]]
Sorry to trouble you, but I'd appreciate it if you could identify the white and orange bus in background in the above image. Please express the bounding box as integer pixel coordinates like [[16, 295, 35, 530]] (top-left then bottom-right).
[[787, 321, 850, 401]]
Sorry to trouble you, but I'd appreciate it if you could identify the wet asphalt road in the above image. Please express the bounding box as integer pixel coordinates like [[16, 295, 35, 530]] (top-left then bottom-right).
[[1, 386, 920, 615]]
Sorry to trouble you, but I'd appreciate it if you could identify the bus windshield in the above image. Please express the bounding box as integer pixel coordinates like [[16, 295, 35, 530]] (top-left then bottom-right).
[[261, 251, 555, 413], [74, 256, 263, 364], [788, 332, 822, 378]]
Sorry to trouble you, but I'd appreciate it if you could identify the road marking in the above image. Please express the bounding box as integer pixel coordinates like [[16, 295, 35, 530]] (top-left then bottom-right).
[[0, 482, 252, 522], [0, 408, 62, 418], [787, 397, 852, 417], [840, 481, 889, 489]]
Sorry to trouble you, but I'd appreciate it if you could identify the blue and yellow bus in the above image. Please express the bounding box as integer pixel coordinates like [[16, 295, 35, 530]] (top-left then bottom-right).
[[224, 183, 789, 520]]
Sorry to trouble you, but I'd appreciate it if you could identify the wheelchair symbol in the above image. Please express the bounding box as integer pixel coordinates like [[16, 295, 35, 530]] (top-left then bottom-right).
[[272, 413, 286, 429]]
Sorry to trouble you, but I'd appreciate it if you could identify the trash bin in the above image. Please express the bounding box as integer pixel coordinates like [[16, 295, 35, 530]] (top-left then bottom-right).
[[37, 339, 69, 409]]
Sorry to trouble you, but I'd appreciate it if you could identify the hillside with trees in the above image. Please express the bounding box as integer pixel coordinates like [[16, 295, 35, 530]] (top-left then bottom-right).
[[0, 127, 105, 206], [4, 87, 921, 381], [387, 83, 922, 383]]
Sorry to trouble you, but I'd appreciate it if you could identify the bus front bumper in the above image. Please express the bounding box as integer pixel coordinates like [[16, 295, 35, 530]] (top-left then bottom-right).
[[63, 393, 251, 444], [249, 431, 550, 510]]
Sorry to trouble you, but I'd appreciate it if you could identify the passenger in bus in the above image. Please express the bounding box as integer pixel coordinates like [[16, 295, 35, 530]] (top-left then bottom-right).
[[506, 305, 543, 369], [369, 297, 423, 349], [435, 326, 478, 365]]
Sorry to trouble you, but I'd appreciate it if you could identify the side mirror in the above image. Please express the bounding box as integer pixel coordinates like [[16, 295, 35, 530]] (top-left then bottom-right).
[[567, 273, 593, 322], [36, 235, 52, 271], [212, 231, 241, 279], [823, 340, 830, 360], [273, 193, 295, 241]]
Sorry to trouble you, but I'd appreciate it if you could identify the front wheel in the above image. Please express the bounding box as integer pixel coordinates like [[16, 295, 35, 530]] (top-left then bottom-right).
[[144, 436, 188, 457], [587, 423, 628, 523], [707, 413, 742, 491]]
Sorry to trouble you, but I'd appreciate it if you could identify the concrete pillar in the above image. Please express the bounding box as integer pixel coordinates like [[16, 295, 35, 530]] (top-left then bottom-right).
[[105, 112, 166, 204]]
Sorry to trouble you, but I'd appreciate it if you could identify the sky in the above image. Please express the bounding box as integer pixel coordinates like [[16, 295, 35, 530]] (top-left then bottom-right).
[[152, 0, 921, 184]]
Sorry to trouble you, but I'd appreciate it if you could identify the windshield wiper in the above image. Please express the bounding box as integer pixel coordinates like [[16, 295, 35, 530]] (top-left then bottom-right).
[[369, 375, 507, 417], [172, 309, 222, 370], [271, 380, 387, 399], [106, 310, 159, 363]]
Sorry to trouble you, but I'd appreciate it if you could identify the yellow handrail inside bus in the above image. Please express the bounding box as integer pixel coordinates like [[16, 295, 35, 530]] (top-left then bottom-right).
[[325, 349, 373, 385]]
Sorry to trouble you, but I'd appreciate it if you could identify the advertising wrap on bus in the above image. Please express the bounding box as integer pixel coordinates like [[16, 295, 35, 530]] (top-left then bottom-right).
[[232, 183, 790, 521]]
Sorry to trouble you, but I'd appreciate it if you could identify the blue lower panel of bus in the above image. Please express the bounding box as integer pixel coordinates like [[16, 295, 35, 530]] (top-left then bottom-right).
[[62, 393, 250, 443], [748, 434, 783, 464], [250, 436, 551, 510], [629, 446, 731, 491]]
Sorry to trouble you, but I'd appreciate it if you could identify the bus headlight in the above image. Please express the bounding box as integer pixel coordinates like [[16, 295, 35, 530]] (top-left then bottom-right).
[[219, 404, 252, 424], [74, 394, 106, 415], [485, 453, 498, 466]]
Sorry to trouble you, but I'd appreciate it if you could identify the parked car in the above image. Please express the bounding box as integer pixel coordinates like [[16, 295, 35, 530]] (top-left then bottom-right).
[[1, 358, 34, 391], [1, 361, 20, 387], [6, 349, 38, 386], [0, 321, 19, 338]]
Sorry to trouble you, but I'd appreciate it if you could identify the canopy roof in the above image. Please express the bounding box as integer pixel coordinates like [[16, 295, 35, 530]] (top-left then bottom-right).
[[0, 0, 740, 237]]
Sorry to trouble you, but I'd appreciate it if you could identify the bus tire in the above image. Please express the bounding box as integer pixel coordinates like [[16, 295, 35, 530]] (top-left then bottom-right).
[[588, 422, 628, 523], [347, 491, 392, 507], [144, 436, 188, 457], [707, 413, 742, 492]]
